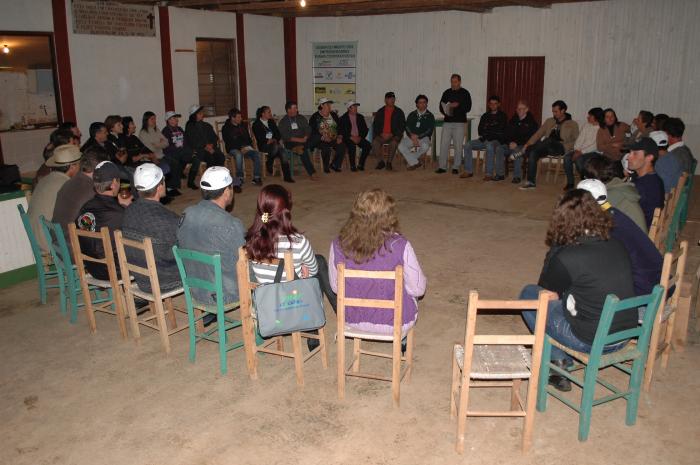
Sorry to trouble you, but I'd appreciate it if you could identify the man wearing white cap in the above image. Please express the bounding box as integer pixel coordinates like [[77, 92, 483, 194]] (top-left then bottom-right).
[[122, 163, 182, 293], [309, 98, 346, 172], [184, 104, 227, 184], [338, 101, 370, 171], [28, 144, 82, 252], [177, 166, 245, 305], [162, 111, 200, 190], [577, 179, 663, 299]]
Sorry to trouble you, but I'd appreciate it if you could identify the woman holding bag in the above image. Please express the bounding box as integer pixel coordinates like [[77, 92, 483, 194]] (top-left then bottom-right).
[[244, 184, 337, 349]]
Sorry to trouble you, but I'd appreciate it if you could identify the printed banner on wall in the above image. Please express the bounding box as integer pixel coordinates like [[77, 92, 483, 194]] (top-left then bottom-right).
[[312, 41, 357, 108], [72, 0, 157, 37]]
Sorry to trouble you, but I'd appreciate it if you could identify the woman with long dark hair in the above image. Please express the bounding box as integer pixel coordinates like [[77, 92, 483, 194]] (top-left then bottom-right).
[[245, 184, 336, 347], [519, 189, 636, 391], [329, 189, 427, 337], [596, 108, 630, 161]]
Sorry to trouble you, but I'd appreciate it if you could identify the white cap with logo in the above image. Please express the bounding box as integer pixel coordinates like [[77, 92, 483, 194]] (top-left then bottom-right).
[[133, 163, 164, 191], [200, 166, 233, 190]]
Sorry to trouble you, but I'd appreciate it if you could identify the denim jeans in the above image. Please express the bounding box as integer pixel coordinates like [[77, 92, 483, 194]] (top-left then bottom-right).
[[229, 148, 261, 181], [519, 284, 628, 363], [462, 139, 498, 173], [563, 151, 597, 186], [496, 144, 524, 178]]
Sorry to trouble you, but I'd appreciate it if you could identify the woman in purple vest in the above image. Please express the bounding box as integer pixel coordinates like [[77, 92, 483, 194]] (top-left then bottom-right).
[[329, 189, 427, 336]]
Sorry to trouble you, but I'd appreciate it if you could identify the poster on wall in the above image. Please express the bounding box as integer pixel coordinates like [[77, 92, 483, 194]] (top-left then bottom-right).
[[312, 41, 357, 108], [72, 0, 156, 37]]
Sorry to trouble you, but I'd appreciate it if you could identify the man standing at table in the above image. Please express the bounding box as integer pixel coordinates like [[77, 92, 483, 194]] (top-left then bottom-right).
[[437, 74, 472, 174]]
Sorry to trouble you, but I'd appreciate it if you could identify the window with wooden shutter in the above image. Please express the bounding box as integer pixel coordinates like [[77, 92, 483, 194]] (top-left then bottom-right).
[[196, 38, 238, 117]]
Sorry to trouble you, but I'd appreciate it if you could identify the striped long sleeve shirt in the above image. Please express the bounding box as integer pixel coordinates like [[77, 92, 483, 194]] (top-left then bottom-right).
[[250, 234, 318, 283]]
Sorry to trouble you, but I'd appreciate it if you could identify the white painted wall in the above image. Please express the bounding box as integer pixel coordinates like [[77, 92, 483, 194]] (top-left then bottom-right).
[[244, 14, 286, 118], [0, 0, 53, 31], [296, 0, 700, 152], [64, 2, 165, 135], [168, 6, 238, 119]]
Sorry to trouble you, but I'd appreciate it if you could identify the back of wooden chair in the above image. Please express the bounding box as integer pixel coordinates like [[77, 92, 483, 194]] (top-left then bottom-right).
[[647, 207, 661, 244], [450, 289, 553, 453], [643, 240, 688, 391], [236, 246, 327, 386], [68, 223, 127, 338], [336, 263, 413, 407]]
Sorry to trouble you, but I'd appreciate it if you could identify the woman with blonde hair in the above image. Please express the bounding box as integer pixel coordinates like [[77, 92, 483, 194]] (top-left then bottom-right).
[[329, 189, 427, 336]]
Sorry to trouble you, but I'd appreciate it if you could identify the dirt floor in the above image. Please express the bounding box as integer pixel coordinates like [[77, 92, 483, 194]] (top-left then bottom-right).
[[1, 165, 699, 465]]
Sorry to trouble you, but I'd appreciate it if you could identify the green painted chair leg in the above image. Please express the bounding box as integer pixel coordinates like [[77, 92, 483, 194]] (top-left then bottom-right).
[[218, 310, 228, 375], [68, 280, 80, 324], [38, 269, 47, 304], [187, 309, 197, 364], [578, 364, 599, 442], [625, 359, 644, 426], [536, 337, 552, 412]]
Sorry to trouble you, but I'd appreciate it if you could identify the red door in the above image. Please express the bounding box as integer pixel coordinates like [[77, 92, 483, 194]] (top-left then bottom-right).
[[487, 57, 545, 124]]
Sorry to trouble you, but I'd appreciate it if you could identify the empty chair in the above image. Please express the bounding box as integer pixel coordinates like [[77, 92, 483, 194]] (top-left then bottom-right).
[[450, 289, 553, 453]]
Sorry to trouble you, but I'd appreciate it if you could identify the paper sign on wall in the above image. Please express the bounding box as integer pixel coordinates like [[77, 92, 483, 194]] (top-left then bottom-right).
[[312, 41, 357, 108], [72, 0, 156, 37]]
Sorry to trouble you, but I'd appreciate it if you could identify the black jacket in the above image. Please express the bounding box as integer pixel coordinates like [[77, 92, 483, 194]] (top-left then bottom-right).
[[439, 87, 472, 123], [338, 111, 369, 140], [185, 119, 219, 155], [105, 133, 125, 162], [372, 105, 406, 140], [221, 120, 253, 153], [504, 112, 539, 146], [76, 194, 125, 280], [477, 110, 508, 143], [122, 133, 152, 162], [309, 111, 340, 138], [538, 236, 636, 344], [80, 138, 109, 157], [251, 119, 282, 152]]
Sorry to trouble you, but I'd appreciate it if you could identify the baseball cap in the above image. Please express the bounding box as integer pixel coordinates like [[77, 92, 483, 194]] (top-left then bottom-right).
[[45, 144, 82, 167], [649, 130, 669, 148], [318, 97, 333, 105], [629, 137, 659, 157], [133, 163, 164, 191], [577, 179, 608, 205], [345, 101, 360, 109], [188, 104, 204, 116], [93, 161, 121, 183], [164, 111, 181, 121], [200, 166, 233, 190], [385, 91, 396, 99]]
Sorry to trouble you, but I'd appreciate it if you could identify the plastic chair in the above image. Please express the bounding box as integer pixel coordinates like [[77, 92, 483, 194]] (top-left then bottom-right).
[[450, 290, 553, 453], [536, 285, 665, 442], [643, 241, 688, 391], [114, 231, 187, 354], [336, 263, 414, 408], [17, 205, 59, 304], [67, 223, 128, 339], [236, 247, 328, 386], [173, 246, 244, 374]]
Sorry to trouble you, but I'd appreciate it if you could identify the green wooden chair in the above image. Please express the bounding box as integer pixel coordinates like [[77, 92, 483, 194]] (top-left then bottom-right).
[[665, 178, 689, 253], [39, 216, 110, 323], [17, 204, 60, 304], [679, 159, 696, 229], [536, 285, 665, 442], [172, 245, 244, 375]]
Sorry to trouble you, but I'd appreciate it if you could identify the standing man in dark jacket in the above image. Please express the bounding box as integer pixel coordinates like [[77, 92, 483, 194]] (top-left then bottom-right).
[[371, 92, 405, 170], [221, 108, 262, 190], [437, 74, 472, 174], [397, 94, 435, 170], [184, 104, 226, 179], [75, 161, 131, 280], [497, 100, 539, 184], [122, 163, 182, 293], [162, 111, 199, 190], [461, 95, 507, 180], [309, 98, 346, 173], [338, 101, 370, 171]]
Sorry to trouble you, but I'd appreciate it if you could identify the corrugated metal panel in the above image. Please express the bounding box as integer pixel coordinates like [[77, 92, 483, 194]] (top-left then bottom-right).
[[295, 0, 700, 156]]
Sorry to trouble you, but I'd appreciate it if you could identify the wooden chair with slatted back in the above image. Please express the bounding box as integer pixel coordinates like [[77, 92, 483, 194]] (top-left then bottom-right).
[[114, 230, 187, 354], [68, 223, 128, 339], [450, 289, 553, 453], [647, 207, 662, 245], [336, 263, 414, 408], [643, 240, 688, 391], [248, 122, 275, 179], [236, 247, 328, 386]]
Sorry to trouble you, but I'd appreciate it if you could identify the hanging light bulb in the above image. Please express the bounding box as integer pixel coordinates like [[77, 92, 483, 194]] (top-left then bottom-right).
[[2, 45, 9, 54], [300, 0, 306, 7]]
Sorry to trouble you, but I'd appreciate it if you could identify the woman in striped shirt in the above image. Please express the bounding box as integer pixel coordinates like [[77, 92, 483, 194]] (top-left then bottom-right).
[[244, 184, 337, 349]]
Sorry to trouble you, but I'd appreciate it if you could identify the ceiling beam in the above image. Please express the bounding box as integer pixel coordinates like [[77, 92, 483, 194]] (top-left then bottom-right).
[[218, 0, 495, 13]]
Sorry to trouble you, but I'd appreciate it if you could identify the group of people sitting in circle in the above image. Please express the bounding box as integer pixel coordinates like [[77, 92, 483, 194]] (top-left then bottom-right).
[[26, 69, 694, 393]]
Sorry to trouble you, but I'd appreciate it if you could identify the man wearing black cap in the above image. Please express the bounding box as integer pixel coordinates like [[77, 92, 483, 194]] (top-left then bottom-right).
[[627, 137, 665, 229], [76, 161, 132, 280], [371, 92, 405, 170]]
